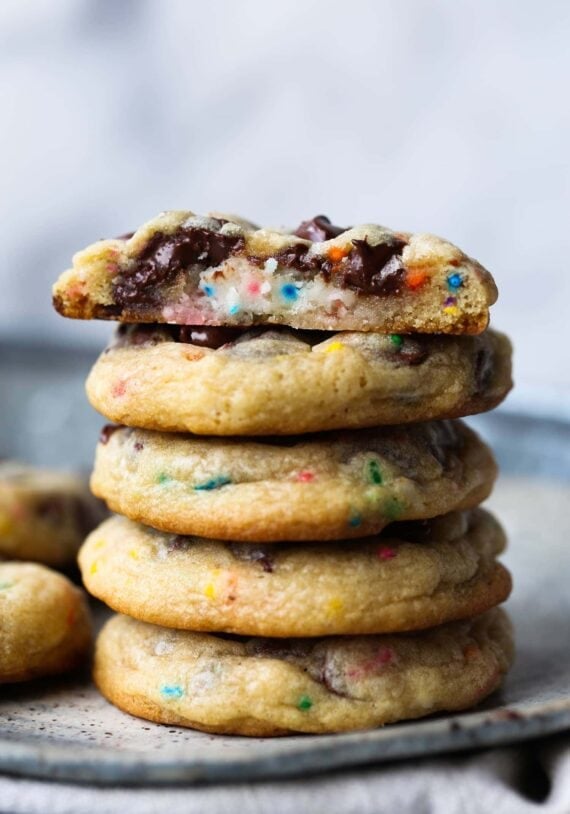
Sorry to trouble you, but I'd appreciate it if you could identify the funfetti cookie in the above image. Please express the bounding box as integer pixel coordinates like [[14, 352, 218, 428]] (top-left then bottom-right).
[[86, 325, 512, 435], [94, 609, 514, 735], [0, 461, 107, 567], [0, 562, 92, 683], [80, 510, 511, 637], [53, 212, 497, 334], [91, 421, 496, 542]]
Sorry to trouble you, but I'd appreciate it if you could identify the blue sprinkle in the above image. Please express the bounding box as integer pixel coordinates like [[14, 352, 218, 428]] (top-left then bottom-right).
[[348, 512, 362, 528], [228, 304, 240, 315], [194, 475, 232, 491], [280, 283, 299, 302], [447, 272, 463, 291], [160, 684, 184, 700], [203, 284, 215, 297]]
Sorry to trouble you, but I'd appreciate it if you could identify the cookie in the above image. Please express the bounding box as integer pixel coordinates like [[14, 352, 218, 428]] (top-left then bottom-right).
[[86, 325, 512, 435], [80, 510, 511, 637], [0, 562, 92, 683], [91, 421, 496, 541], [94, 609, 513, 735], [53, 211, 497, 334], [0, 461, 107, 567]]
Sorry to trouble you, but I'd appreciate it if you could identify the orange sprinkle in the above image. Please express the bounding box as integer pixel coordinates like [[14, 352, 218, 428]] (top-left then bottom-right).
[[328, 246, 348, 263], [406, 269, 428, 290], [463, 643, 480, 660]]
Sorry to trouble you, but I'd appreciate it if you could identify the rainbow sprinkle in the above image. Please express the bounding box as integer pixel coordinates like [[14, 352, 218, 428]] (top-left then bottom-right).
[[447, 272, 463, 291], [156, 472, 173, 486], [297, 695, 313, 711], [160, 684, 184, 700], [324, 341, 344, 353], [377, 546, 397, 561], [280, 282, 300, 302], [194, 475, 232, 491], [296, 470, 315, 483], [389, 334, 403, 348], [368, 459, 383, 485], [348, 511, 362, 528], [202, 284, 215, 297], [228, 304, 240, 315], [0, 581, 13, 591]]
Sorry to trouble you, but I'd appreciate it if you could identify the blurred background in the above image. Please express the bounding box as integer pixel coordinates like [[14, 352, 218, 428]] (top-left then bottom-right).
[[0, 0, 569, 468]]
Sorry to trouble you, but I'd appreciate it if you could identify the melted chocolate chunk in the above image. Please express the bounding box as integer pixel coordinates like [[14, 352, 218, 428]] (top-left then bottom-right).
[[294, 215, 348, 242], [99, 424, 121, 445], [228, 543, 275, 573], [473, 345, 494, 394], [390, 337, 429, 366], [178, 326, 242, 349], [340, 239, 407, 296], [113, 221, 244, 306]]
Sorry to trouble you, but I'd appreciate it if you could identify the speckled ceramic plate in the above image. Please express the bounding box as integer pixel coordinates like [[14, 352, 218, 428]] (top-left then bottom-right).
[[0, 350, 569, 787]]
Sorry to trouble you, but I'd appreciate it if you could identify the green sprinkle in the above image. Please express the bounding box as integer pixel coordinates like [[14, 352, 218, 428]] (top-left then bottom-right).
[[368, 459, 383, 485], [156, 472, 173, 486], [0, 581, 13, 591], [194, 476, 232, 491], [389, 334, 403, 348], [384, 497, 403, 522], [297, 695, 313, 711]]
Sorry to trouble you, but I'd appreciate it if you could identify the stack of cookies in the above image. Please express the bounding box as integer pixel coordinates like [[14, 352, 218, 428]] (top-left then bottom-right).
[[53, 212, 514, 735]]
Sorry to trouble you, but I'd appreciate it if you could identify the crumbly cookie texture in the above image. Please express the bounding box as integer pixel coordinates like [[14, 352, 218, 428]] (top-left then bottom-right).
[[53, 212, 497, 334], [0, 562, 92, 683], [80, 510, 511, 637], [91, 421, 496, 542], [86, 325, 512, 435], [0, 461, 107, 567], [94, 609, 513, 735]]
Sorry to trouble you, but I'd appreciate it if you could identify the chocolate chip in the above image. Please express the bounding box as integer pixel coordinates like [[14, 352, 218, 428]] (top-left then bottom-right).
[[388, 336, 429, 366], [293, 215, 348, 242], [99, 424, 120, 444], [473, 345, 494, 394], [339, 239, 407, 296], [228, 544, 274, 573], [113, 222, 245, 306], [178, 326, 242, 349]]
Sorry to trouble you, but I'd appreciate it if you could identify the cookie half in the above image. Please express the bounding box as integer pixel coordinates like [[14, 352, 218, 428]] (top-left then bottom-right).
[[0, 562, 92, 683], [80, 510, 511, 637], [94, 609, 513, 735], [91, 421, 496, 541], [53, 211, 497, 334], [86, 325, 512, 435], [0, 461, 106, 567]]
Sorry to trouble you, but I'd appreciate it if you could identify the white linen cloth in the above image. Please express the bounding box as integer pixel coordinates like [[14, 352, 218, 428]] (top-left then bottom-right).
[[1, 736, 569, 814]]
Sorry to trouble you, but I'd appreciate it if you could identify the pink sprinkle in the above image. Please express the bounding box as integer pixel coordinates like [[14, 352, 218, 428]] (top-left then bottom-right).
[[112, 379, 127, 397], [377, 546, 397, 560], [247, 280, 261, 295], [297, 470, 315, 483]]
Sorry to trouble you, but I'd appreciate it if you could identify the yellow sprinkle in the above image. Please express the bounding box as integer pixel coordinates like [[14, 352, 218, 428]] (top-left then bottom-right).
[[93, 538, 106, 550], [327, 597, 344, 614], [90, 562, 98, 575], [204, 583, 216, 599], [324, 342, 344, 353], [444, 305, 459, 315], [128, 549, 139, 560]]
